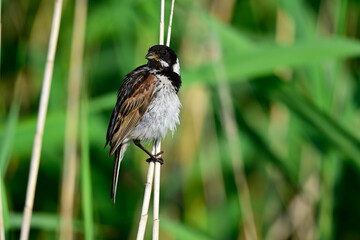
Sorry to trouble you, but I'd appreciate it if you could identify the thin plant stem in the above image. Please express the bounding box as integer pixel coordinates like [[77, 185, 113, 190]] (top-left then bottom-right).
[[153, 1, 165, 238], [59, 0, 87, 238], [208, 0, 257, 237], [20, 0, 64, 239], [159, 0, 165, 45], [165, 0, 175, 47], [152, 141, 161, 240], [138, 0, 176, 238], [136, 161, 155, 240], [210, 36, 258, 240]]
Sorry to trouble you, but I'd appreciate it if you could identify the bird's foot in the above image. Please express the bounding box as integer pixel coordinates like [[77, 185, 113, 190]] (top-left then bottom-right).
[[146, 151, 164, 165]]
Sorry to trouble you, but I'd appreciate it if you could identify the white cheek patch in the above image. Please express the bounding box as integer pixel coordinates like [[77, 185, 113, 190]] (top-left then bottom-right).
[[159, 59, 169, 68], [172, 58, 180, 75]]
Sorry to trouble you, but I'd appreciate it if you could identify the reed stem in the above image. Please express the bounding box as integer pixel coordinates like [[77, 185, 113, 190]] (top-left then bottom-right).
[[59, 0, 87, 238], [20, 0, 64, 239], [152, 141, 161, 240], [136, 160, 155, 240], [137, 0, 177, 238], [165, 0, 176, 47]]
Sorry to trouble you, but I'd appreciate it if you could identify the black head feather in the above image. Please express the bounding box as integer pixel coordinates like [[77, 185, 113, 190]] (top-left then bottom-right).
[[146, 45, 178, 70]]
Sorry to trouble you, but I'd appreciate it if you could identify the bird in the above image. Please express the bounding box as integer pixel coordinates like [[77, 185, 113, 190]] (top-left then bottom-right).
[[105, 45, 181, 204]]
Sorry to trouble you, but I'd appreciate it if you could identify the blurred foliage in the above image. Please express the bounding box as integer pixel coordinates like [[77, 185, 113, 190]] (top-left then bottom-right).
[[1, 0, 360, 239]]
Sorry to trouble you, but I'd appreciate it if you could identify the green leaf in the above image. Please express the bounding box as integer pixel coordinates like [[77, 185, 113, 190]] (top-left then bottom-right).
[[182, 38, 360, 86], [0, 175, 9, 238], [263, 81, 360, 170], [9, 213, 82, 232], [0, 102, 20, 174], [161, 217, 214, 240]]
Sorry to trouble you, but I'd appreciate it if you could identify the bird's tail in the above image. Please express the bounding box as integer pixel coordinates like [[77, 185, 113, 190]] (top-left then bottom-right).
[[111, 143, 129, 205]]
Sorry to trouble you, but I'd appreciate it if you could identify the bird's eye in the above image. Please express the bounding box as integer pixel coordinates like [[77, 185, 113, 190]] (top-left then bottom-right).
[[161, 49, 167, 56]]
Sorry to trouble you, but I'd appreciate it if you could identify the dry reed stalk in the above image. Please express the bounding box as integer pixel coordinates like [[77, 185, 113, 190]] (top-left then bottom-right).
[[209, 0, 258, 238], [194, 87, 228, 228], [137, 0, 176, 238], [152, 0, 174, 237], [211, 38, 258, 240], [152, 140, 161, 240], [136, 160, 155, 239], [20, 0, 64, 239], [136, 153, 155, 240], [59, 0, 87, 239], [159, 0, 165, 45], [265, 174, 319, 240], [165, 0, 175, 47]]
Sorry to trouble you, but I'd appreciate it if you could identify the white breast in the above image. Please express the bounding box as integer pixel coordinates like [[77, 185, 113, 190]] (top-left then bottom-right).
[[128, 74, 181, 142]]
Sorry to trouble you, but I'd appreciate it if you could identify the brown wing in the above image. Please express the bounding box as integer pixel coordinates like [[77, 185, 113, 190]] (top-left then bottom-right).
[[108, 74, 156, 156]]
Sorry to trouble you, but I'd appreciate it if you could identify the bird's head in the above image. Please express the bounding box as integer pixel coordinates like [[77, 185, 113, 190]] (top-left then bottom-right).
[[146, 45, 180, 75]]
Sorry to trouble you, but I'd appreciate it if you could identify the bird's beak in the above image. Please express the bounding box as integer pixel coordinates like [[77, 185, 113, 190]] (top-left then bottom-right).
[[145, 52, 158, 60]]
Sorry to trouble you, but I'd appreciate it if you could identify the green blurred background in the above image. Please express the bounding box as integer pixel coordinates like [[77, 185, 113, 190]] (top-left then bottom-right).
[[1, 0, 360, 239]]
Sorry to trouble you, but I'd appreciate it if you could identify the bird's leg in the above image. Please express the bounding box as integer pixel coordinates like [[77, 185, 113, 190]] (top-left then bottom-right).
[[133, 140, 164, 164]]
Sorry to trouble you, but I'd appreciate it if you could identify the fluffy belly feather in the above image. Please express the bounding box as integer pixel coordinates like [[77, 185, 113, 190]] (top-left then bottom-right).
[[128, 76, 181, 142]]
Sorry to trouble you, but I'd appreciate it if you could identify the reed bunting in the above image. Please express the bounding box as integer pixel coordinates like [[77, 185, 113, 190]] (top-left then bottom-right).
[[105, 45, 181, 204]]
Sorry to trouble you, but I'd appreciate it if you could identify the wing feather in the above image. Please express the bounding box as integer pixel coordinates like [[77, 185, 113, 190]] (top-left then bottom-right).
[[108, 73, 156, 156]]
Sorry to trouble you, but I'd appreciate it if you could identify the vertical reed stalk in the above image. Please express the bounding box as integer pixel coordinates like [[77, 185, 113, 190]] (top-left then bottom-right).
[[20, 0, 64, 239], [152, 0, 168, 238], [59, 0, 87, 238], [165, 0, 176, 47], [152, 140, 161, 240], [212, 40, 258, 240], [137, 0, 176, 238], [137, 1, 176, 238], [159, 0, 165, 45], [136, 160, 155, 240], [209, 1, 257, 238]]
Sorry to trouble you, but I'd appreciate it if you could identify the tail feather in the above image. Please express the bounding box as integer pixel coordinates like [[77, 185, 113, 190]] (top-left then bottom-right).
[[110, 143, 129, 205]]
